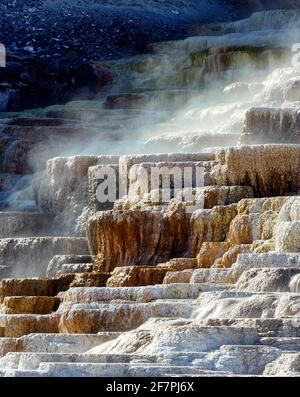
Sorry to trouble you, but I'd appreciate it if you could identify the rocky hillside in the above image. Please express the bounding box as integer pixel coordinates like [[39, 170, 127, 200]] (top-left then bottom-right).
[[2, 0, 300, 61], [1, 0, 300, 111]]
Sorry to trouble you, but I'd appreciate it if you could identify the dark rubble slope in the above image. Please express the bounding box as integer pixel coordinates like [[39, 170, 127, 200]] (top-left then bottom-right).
[[1, 0, 300, 111]]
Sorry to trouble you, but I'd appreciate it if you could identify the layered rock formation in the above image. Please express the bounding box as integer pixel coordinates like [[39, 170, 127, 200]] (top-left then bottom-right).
[[0, 8, 300, 378]]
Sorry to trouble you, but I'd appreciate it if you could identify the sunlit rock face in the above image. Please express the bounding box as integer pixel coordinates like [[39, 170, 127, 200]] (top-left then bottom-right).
[[189, 204, 237, 256], [106, 266, 168, 287], [88, 201, 190, 273], [228, 196, 289, 244], [196, 242, 231, 268], [211, 145, 300, 196], [0, 275, 75, 302], [0, 296, 60, 315]]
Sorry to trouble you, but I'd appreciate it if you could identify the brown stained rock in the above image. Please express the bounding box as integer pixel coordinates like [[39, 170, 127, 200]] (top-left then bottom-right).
[[211, 145, 300, 197], [89, 201, 190, 273], [252, 240, 276, 253], [0, 314, 59, 338], [1, 296, 60, 314], [197, 242, 231, 268], [219, 244, 253, 268], [158, 258, 197, 271], [189, 204, 238, 256], [106, 266, 168, 287], [229, 214, 253, 245], [59, 306, 147, 334], [203, 186, 253, 209], [0, 275, 75, 302], [228, 197, 289, 245], [70, 272, 111, 288]]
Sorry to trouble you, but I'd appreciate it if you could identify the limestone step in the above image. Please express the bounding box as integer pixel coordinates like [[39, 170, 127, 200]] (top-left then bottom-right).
[[14, 362, 129, 377], [0, 237, 89, 278], [61, 284, 204, 304], [0, 275, 75, 301], [46, 255, 95, 277], [0, 212, 53, 238], [106, 264, 184, 287], [234, 268, 300, 293], [143, 133, 239, 154], [2, 369, 49, 377], [58, 301, 196, 333], [195, 318, 300, 338], [0, 337, 19, 357], [194, 291, 300, 320], [2, 362, 249, 377], [120, 153, 215, 169], [0, 343, 291, 377], [260, 337, 300, 351], [130, 345, 283, 376], [231, 253, 300, 279], [89, 323, 259, 355], [128, 365, 227, 377], [163, 268, 233, 286], [263, 353, 300, 376], [57, 264, 93, 275], [0, 332, 121, 358], [11, 352, 157, 371], [0, 296, 60, 314], [125, 182, 253, 208], [213, 344, 283, 375], [211, 145, 300, 197], [0, 314, 58, 337], [19, 332, 121, 353]]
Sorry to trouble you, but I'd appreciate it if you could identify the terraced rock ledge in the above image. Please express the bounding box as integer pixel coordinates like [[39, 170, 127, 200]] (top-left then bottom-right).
[[0, 9, 300, 377]]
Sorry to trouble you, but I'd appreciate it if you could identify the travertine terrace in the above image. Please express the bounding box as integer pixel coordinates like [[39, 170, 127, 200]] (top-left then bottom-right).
[[0, 9, 300, 377]]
